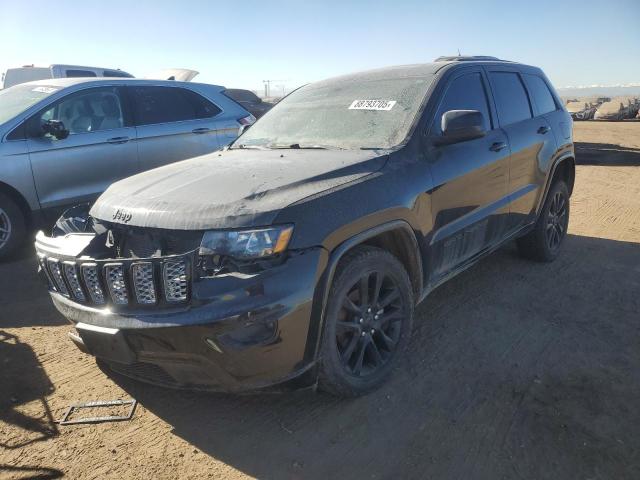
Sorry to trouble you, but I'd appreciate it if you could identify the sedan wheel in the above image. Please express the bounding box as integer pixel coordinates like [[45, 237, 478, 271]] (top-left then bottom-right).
[[0, 207, 11, 251]]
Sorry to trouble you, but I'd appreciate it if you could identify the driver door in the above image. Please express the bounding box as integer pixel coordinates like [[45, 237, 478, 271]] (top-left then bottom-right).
[[26, 86, 138, 212], [425, 69, 510, 280]]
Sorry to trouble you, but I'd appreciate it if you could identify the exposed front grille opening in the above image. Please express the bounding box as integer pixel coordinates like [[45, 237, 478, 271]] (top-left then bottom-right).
[[41, 255, 191, 308]]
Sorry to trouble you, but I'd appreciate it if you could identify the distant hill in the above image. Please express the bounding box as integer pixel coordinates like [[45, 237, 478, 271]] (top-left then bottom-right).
[[558, 84, 640, 99]]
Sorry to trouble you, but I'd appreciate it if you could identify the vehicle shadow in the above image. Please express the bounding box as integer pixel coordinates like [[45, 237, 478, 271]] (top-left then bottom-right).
[[0, 331, 58, 450], [106, 233, 640, 479], [0, 246, 67, 327], [575, 141, 640, 166]]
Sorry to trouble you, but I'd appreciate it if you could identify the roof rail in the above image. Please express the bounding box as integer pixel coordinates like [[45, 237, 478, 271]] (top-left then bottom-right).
[[434, 55, 504, 62]]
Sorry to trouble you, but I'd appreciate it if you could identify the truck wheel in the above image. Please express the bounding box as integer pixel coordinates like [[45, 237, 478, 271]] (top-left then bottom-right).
[[0, 192, 27, 260], [517, 180, 570, 262], [318, 245, 414, 397]]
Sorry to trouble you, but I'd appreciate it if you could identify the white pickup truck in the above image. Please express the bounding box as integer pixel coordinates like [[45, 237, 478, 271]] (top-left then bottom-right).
[[2, 64, 134, 89]]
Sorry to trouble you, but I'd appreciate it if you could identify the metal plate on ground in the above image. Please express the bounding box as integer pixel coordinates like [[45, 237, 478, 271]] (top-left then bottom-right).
[[58, 399, 137, 425]]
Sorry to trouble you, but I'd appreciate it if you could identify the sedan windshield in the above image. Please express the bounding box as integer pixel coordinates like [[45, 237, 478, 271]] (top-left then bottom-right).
[[0, 84, 60, 126], [234, 74, 434, 150]]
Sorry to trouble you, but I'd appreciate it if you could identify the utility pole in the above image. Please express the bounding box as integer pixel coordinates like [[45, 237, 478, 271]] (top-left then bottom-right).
[[262, 79, 287, 99]]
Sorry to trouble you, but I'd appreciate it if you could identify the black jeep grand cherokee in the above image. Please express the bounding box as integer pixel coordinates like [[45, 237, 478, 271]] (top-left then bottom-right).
[[35, 56, 574, 396]]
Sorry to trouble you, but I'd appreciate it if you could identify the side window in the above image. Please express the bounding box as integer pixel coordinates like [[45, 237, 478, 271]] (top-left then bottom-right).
[[37, 87, 124, 135], [130, 86, 221, 126], [523, 74, 557, 115], [432, 72, 491, 135], [489, 72, 532, 125], [180, 88, 222, 119], [7, 124, 26, 141], [65, 69, 98, 78], [225, 89, 260, 103]]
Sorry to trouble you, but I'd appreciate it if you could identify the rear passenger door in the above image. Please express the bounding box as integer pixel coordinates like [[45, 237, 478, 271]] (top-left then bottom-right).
[[128, 85, 223, 171], [486, 68, 557, 230], [426, 69, 510, 278]]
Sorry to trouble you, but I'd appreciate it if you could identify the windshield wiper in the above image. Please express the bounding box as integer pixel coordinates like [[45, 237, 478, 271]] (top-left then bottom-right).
[[267, 143, 345, 150]]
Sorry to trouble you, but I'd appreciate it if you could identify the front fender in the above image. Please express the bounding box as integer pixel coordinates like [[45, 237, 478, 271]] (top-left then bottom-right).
[[301, 219, 423, 367]]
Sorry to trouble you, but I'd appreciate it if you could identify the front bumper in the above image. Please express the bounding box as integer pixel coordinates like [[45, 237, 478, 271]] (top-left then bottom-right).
[[36, 232, 328, 392]]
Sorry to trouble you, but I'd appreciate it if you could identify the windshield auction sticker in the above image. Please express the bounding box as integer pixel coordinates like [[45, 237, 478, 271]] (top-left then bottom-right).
[[32, 86, 59, 94], [349, 100, 397, 111]]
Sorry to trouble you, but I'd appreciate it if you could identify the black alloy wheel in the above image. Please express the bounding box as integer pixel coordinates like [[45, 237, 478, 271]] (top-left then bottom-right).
[[335, 270, 405, 377], [545, 189, 567, 252], [318, 246, 414, 397], [516, 180, 570, 262]]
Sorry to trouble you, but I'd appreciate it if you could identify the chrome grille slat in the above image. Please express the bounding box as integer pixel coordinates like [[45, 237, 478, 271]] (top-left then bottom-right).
[[163, 260, 188, 302], [81, 263, 106, 305], [105, 263, 128, 305], [63, 261, 85, 301], [132, 262, 156, 305], [47, 258, 69, 297], [38, 254, 57, 292]]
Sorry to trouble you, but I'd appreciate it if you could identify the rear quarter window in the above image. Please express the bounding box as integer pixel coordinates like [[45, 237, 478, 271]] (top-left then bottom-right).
[[103, 69, 133, 78], [65, 69, 98, 78], [523, 74, 557, 115]]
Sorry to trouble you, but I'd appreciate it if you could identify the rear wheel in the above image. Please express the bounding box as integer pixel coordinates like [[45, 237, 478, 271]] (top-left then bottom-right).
[[517, 180, 569, 262], [318, 246, 414, 397], [0, 192, 27, 260]]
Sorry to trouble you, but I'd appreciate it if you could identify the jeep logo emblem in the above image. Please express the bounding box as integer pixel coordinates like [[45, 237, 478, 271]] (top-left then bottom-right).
[[112, 209, 133, 223]]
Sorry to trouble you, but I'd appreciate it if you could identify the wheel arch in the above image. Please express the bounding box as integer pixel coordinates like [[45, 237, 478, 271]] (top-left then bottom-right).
[[305, 220, 424, 367], [0, 181, 33, 227], [538, 154, 576, 217]]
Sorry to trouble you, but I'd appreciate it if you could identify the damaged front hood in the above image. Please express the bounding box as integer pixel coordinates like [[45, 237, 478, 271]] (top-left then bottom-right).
[[90, 148, 388, 230]]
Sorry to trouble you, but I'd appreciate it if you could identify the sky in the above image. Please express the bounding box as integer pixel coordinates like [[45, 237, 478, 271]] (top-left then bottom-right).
[[1, 0, 639, 95]]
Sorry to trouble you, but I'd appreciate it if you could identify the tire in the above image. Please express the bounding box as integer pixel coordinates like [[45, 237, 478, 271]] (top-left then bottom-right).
[[0, 192, 27, 260], [318, 245, 414, 397], [516, 180, 570, 262]]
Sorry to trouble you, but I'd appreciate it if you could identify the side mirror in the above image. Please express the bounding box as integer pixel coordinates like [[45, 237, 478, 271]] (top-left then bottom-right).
[[239, 124, 251, 135], [42, 120, 69, 140], [436, 110, 486, 145]]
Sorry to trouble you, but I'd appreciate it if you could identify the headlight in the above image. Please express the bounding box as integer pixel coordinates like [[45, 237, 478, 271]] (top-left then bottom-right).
[[199, 225, 293, 259]]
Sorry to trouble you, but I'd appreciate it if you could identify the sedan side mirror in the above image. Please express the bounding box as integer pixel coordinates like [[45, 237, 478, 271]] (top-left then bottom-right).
[[42, 119, 69, 140], [436, 110, 486, 145]]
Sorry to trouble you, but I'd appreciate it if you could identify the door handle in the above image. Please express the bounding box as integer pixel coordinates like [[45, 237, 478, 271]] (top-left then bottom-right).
[[107, 136, 130, 144], [489, 141, 507, 152], [537, 126, 551, 134], [192, 127, 210, 134]]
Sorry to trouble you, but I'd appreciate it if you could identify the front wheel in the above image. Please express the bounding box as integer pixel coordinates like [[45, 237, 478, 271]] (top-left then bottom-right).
[[0, 192, 27, 260], [318, 246, 414, 397], [517, 180, 570, 262]]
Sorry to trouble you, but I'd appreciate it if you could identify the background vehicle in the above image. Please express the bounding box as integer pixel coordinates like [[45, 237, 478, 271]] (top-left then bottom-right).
[[0, 78, 254, 257], [34, 57, 575, 397], [144, 68, 200, 82], [223, 88, 274, 118], [565, 100, 597, 120], [594, 96, 640, 120], [2, 64, 134, 89]]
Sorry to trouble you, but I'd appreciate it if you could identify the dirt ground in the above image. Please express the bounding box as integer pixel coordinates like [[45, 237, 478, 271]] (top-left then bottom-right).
[[1, 122, 639, 480]]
